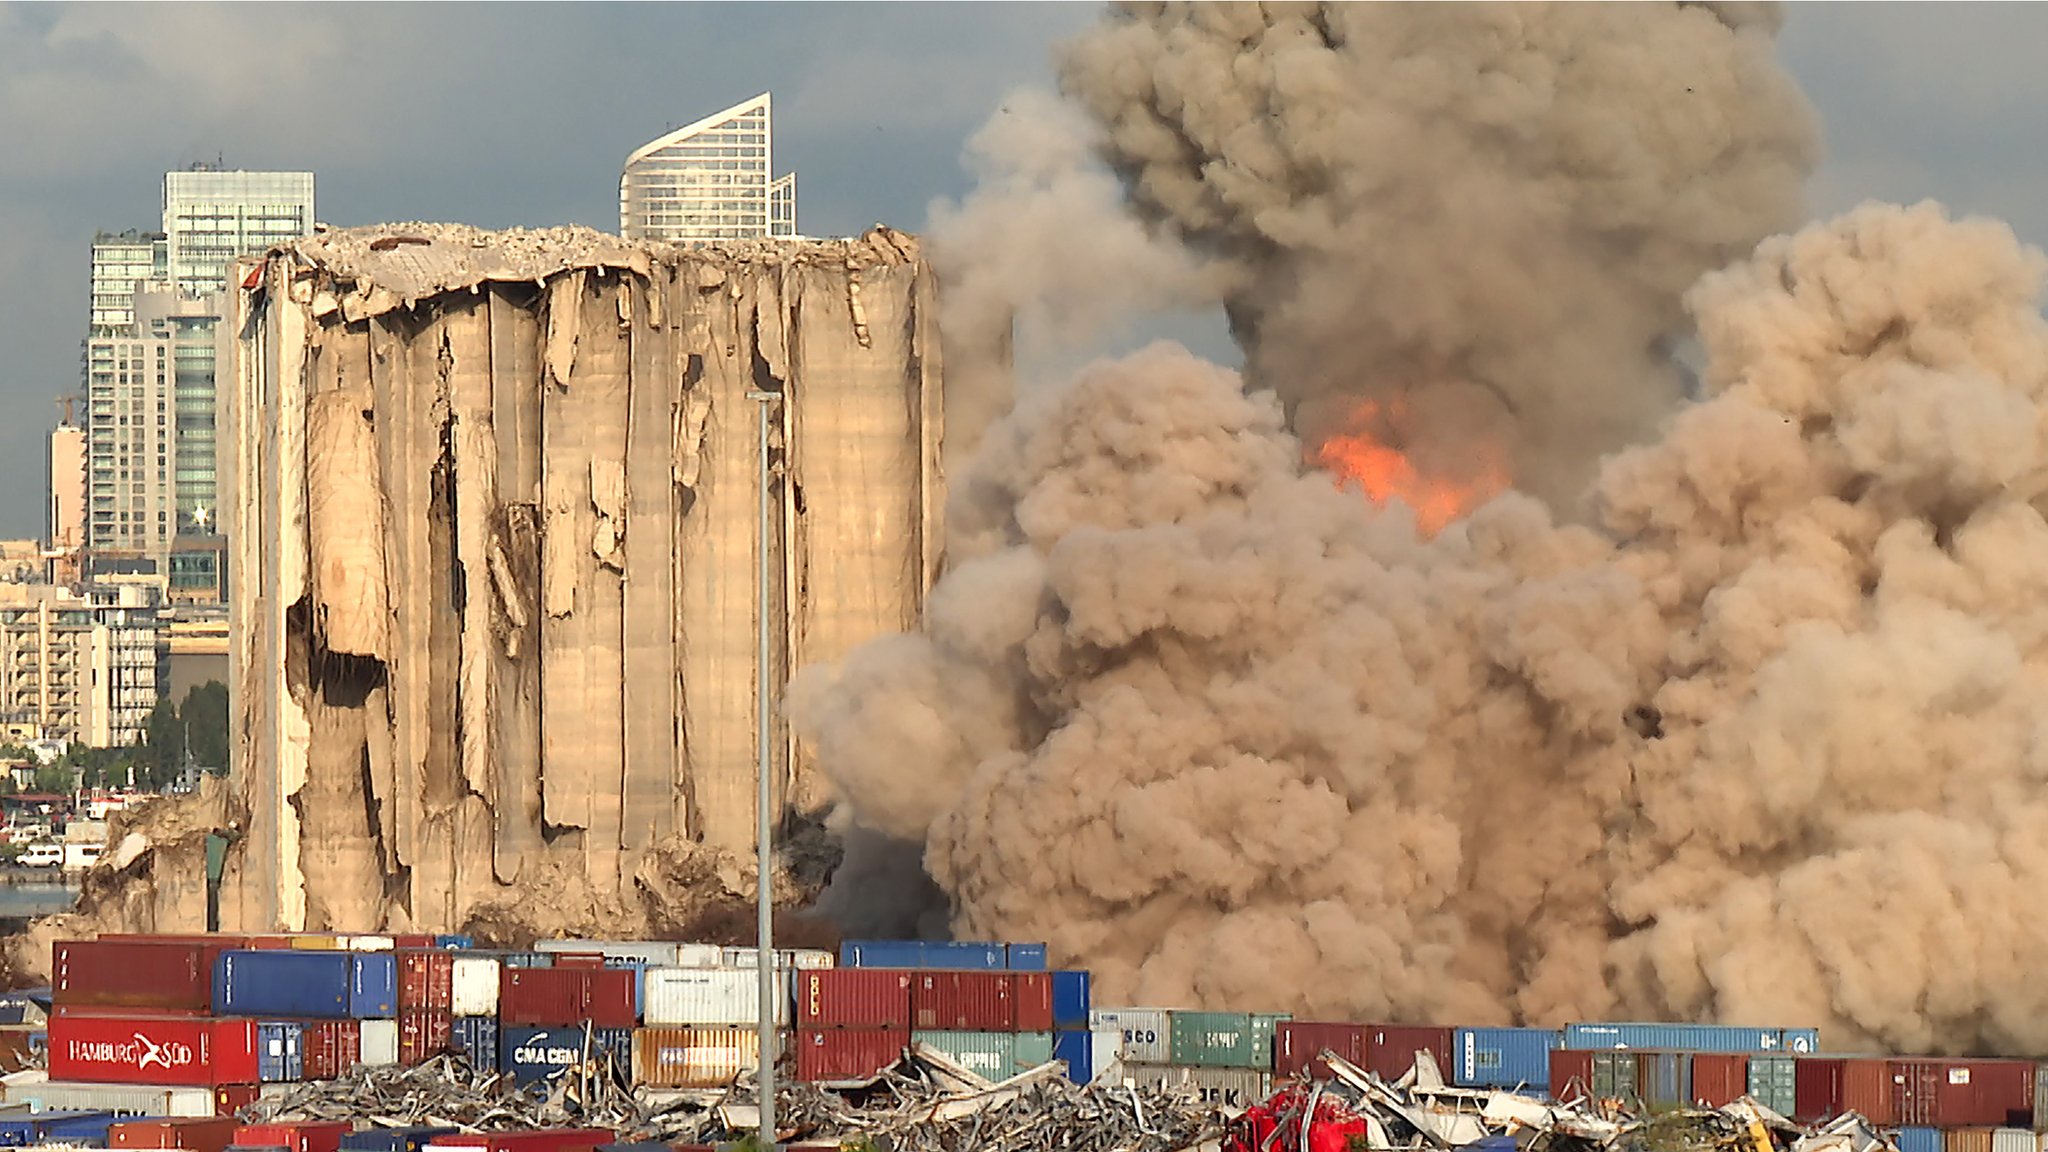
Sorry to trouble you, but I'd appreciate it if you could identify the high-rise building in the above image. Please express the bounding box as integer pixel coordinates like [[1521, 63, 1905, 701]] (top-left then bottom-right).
[[162, 167, 315, 296], [46, 417, 86, 583], [0, 579, 163, 748], [620, 93, 797, 242], [89, 231, 164, 336]]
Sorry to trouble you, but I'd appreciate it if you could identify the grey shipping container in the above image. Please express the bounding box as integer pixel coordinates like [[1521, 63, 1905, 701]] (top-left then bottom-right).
[[1250, 1013, 1290, 1070], [1747, 1054, 1797, 1116], [1122, 1064, 1272, 1110], [1090, 1008, 1171, 1065], [1456, 1027, 1559, 1091], [1594, 1051, 1637, 1099]]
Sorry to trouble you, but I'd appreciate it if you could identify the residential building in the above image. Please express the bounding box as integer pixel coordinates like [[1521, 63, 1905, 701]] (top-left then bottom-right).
[[162, 166, 315, 297], [619, 92, 797, 242], [45, 420, 86, 584], [89, 231, 164, 337], [0, 580, 163, 748]]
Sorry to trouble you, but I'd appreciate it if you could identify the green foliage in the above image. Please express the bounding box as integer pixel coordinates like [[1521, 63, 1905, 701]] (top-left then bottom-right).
[[31, 761, 74, 795]]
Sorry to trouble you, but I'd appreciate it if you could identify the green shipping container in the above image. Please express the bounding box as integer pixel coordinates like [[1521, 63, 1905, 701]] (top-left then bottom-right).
[[1014, 1032, 1054, 1071], [1592, 1051, 1637, 1100], [914, 1031, 1015, 1081], [1748, 1054, 1796, 1117], [1250, 1013, 1292, 1069], [1168, 1011, 1256, 1068]]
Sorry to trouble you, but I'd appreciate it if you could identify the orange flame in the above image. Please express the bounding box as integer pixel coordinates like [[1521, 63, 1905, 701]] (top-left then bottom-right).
[[1310, 397, 1509, 536]]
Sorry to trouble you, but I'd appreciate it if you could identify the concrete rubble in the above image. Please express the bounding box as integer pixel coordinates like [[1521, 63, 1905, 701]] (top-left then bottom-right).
[[205, 222, 942, 942]]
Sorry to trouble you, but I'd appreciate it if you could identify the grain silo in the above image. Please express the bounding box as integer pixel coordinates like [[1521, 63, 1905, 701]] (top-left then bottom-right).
[[219, 224, 943, 933]]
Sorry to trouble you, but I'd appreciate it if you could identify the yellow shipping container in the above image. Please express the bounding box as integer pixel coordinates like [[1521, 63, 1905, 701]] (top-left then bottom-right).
[[632, 1027, 780, 1089], [287, 934, 344, 950]]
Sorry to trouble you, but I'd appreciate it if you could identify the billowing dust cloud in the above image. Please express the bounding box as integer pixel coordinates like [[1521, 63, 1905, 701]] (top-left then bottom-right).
[[790, 3, 2048, 1056]]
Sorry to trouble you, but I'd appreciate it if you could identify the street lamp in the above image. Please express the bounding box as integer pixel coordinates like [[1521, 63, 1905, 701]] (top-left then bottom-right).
[[745, 387, 782, 1149]]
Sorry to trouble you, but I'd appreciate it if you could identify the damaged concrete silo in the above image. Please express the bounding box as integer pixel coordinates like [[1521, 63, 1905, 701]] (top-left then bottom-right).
[[220, 224, 944, 934]]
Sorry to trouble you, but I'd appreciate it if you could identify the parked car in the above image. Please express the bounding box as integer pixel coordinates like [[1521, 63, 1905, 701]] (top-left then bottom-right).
[[17, 843, 62, 868]]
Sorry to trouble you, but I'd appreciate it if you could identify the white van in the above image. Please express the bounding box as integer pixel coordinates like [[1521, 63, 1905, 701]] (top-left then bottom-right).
[[17, 843, 62, 868]]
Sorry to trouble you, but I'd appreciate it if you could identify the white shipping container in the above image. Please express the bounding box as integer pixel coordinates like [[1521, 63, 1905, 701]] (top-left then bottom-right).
[[1993, 1131, 2033, 1152], [452, 956, 501, 1016], [720, 947, 835, 970], [536, 940, 682, 966], [644, 967, 790, 1027], [673, 943, 725, 968], [1121, 1064, 1272, 1110], [343, 934, 396, 951], [1089, 1026, 1125, 1083], [0, 1071, 214, 1117], [1090, 1008, 1172, 1065], [360, 1018, 399, 1066]]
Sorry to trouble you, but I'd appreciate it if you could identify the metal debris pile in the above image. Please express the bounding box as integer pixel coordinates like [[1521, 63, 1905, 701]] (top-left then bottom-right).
[[236, 1046, 1903, 1152]]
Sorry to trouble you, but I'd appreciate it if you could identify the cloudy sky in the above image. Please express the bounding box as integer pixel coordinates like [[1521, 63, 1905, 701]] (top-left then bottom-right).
[[0, 2, 2043, 539]]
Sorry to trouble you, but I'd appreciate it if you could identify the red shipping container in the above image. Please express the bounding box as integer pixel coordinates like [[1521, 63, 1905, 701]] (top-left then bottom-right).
[[1364, 1025, 1453, 1083], [912, 971, 1013, 1031], [54, 940, 224, 1012], [110, 1118, 242, 1152], [50, 1013, 261, 1086], [298, 1020, 361, 1081], [1012, 972, 1053, 1033], [234, 1125, 351, 1152], [1691, 1053, 1749, 1108], [550, 954, 607, 970], [498, 967, 636, 1028], [1894, 1059, 2037, 1128], [1277, 1023, 1371, 1080], [400, 1009, 453, 1066], [400, 950, 455, 1012], [426, 1131, 614, 1152], [794, 1028, 909, 1082], [389, 934, 435, 950], [795, 969, 913, 1029], [1549, 1049, 1595, 1101], [1795, 1057, 1895, 1125], [214, 1084, 260, 1117]]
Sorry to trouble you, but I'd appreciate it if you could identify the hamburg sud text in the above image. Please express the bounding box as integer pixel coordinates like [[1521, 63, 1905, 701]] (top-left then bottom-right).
[[71, 1030, 197, 1073]]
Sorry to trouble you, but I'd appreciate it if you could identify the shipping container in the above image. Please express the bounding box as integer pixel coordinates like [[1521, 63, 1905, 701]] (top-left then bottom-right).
[[214, 951, 399, 1019], [630, 1027, 767, 1089], [434, 936, 474, 951], [500, 953, 555, 969], [1053, 1029, 1122, 1086], [1992, 1130, 2033, 1152], [1249, 1014, 1289, 1070], [299, 1020, 361, 1082], [217, 1085, 261, 1115], [1006, 944, 1048, 971], [538, 942, 681, 967], [1455, 1027, 1558, 1091], [1090, 1009, 1172, 1066], [1122, 1064, 1272, 1109], [838, 941, 924, 969], [1050, 972, 1091, 1029], [925, 943, 1007, 970], [912, 971, 1014, 1032], [793, 1029, 908, 1083], [360, 1020, 399, 1067], [1016, 1031, 1054, 1070], [287, 935, 345, 951], [236, 1123, 352, 1152], [720, 948, 834, 970], [1894, 1059, 2037, 1128], [1014, 973, 1054, 1033], [338, 1127, 459, 1152], [50, 1014, 261, 1086], [56, 940, 226, 1013], [1690, 1053, 1749, 1108], [497, 1026, 633, 1087], [1794, 1057, 1894, 1125], [399, 952, 455, 1012], [1561, 1023, 1815, 1054], [1549, 1050, 1593, 1102], [1167, 1012, 1255, 1068], [672, 944, 724, 969], [425, 1131, 614, 1152], [1896, 1130, 1942, 1152], [912, 1031, 1019, 1081], [343, 935, 398, 952], [642, 967, 789, 1028], [1550, 1049, 1642, 1102], [1946, 1132, 1995, 1152], [1784, 1029, 1820, 1054], [796, 969, 913, 1030], [1275, 1022, 1368, 1080], [22, 1079, 222, 1120], [451, 1017, 498, 1073], [1366, 1025, 1454, 1083], [1636, 1051, 1693, 1108], [1748, 1054, 1797, 1117], [110, 1117, 242, 1152], [451, 957, 500, 1017], [33, 1111, 123, 1145], [256, 1022, 304, 1083], [500, 967, 638, 1029], [399, 1010, 453, 1065]]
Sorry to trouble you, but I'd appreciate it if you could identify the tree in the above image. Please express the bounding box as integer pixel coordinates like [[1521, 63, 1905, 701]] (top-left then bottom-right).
[[144, 698, 184, 786], [181, 682, 229, 773]]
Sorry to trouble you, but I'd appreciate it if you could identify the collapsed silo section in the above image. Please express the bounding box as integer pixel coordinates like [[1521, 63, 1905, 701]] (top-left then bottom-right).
[[222, 224, 944, 934]]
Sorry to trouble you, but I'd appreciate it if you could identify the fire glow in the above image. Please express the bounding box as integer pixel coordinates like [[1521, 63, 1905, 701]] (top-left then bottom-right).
[[1311, 398, 1509, 536]]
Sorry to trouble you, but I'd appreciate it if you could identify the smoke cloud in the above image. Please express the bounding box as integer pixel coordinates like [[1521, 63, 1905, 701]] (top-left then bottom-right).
[[791, 3, 2048, 1056]]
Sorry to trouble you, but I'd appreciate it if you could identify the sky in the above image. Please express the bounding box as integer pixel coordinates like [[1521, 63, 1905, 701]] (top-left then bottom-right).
[[1, 2, 2045, 540]]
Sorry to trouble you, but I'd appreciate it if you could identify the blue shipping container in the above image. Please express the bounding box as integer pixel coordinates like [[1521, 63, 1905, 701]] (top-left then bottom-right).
[[840, 940, 926, 968], [1561, 1023, 1809, 1054], [453, 1016, 500, 1072], [433, 935, 474, 950], [340, 1127, 460, 1152], [257, 1021, 305, 1082], [1054, 1030, 1092, 1085], [34, 1111, 120, 1144], [1051, 971, 1091, 1028], [924, 942, 1006, 970], [1006, 944, 1049, 971], [1781, 1028, 1819, 1054], [497, 1025, 633, 1086], [214, 950, 398, 1019], [1896, 1130, 1941, 1152], [1454, 1027, 1558, 1091]]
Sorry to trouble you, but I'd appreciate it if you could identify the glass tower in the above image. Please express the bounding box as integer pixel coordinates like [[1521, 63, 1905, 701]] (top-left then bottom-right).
[[620, 93, 799, 242]]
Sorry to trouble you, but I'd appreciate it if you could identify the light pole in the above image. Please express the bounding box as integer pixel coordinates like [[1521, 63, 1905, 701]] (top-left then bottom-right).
[[745, 387, 781, 1149]]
